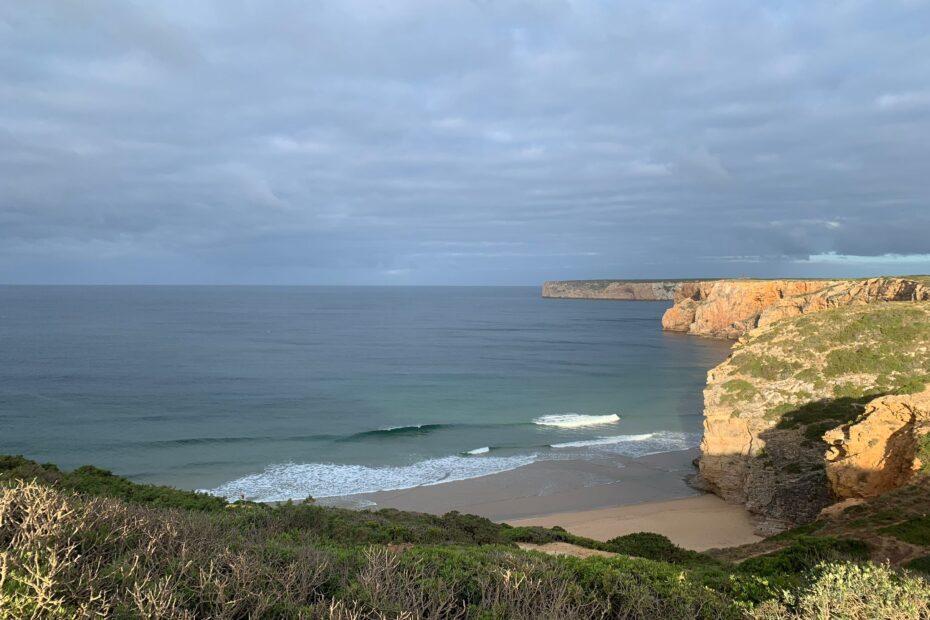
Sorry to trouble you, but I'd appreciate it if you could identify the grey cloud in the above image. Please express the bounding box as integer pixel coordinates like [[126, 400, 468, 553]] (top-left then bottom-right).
[[1, 0, 929, 284]]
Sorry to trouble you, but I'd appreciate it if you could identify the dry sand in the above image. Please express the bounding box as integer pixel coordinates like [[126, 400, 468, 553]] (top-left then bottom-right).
[[509, 494, 762, 551], [322, 448, 762, 551]]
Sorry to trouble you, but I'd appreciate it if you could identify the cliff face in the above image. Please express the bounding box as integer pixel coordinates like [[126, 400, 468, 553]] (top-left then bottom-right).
[[542, 280, 681, 301], [699, 304, 930, 532], [824, 389, 930, 499], [663, 278, 930, 339]]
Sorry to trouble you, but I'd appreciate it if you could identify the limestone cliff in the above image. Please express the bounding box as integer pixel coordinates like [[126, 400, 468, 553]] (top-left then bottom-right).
[[663, 277, 930, 339], [542, 280, 683, 301], [824, 389, 930, 499], [699, 303, 930, 532]]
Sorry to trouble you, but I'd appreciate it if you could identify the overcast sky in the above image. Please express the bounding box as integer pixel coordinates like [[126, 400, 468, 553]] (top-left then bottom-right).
[[2, 1, 929, 285]]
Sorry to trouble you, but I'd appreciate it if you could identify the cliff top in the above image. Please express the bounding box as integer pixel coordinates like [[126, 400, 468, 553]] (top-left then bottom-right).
[[547, 276, 930, 285], [714, 303, 930, 435]]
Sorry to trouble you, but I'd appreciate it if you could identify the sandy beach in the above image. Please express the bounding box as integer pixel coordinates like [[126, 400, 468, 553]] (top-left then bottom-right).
[[509, 494, 761, 551], [322, 448, 762, 551]]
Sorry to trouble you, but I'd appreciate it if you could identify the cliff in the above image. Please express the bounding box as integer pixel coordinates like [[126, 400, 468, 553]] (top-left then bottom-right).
[[542, 280, 683, 300], [824, 389, 930, 499], [663, 277, 930, 339], [698, 303, 930, 532]]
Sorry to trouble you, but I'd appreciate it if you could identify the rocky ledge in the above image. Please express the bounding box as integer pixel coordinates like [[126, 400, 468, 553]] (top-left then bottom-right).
[[824, 389, 930, 499], [662, 277, 930, 339], [698, 303, 930, 533]]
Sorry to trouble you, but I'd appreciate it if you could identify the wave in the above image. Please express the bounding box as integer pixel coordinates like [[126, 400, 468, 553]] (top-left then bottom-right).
[[338, 424, 456, 441], [202, 453, 537, 502], [465, 446, 490, 455], [550, 431, 700, 457], [123, 433, 337, 449], [550, 433, 655, 448], [533, 413, 620, 428]]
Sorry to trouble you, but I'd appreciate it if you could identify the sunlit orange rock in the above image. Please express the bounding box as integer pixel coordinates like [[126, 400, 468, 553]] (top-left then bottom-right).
[[824, 389, 930, 498]]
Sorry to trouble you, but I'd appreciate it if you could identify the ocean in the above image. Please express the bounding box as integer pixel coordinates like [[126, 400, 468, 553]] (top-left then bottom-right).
[[0, 286, 731, 502]]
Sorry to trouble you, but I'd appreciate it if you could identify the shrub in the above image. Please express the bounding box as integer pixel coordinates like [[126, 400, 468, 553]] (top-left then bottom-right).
[[0, 455, 227, 512], [604, 532, 717, 568], [905, 555, 930, 576], [0, 481, 745, 619], [737, 536, 870, 577], [750, 562, 930, 620]]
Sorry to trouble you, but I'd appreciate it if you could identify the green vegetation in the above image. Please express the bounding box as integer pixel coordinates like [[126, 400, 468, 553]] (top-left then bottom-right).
[[750, 562, 930, 620], [905, 555, 930, 576], [1, 456, 928, 618], [721, 379, 759, 404], [919, 434, 930, 474], [774, 396, 876, 432], [881, 516, 930, 546], [736, 537, 869, 577], [730, 353, 801, 382], [0, 454, 228, 512], [725, 306, 930, 435], [603, 532, 715, 568]]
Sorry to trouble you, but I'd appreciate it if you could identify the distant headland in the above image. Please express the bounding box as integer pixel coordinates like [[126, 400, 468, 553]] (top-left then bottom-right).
[[544, 277, 930, 338]]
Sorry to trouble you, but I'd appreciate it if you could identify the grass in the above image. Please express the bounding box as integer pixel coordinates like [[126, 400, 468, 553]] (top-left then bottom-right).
[[773, 396, 876, 432], [721, 379, 759, 404], [880, 516, 930, 546], [731, 353, 801, 382], [717, 307, 930, 437]]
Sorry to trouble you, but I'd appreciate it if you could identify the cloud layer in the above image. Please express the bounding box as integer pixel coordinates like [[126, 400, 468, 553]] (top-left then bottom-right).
[[2, 0, 929, 283]]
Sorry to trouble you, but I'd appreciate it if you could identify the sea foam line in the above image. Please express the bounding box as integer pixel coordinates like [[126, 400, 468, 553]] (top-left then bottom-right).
[[550, 433, 654, 448], [202, 453, 537, 503], [533, 413, 620, 428], [550, 431, 701, 456]]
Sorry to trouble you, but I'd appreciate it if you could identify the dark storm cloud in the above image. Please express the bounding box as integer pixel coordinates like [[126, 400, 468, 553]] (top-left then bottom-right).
[[1, 0, 929, 284]]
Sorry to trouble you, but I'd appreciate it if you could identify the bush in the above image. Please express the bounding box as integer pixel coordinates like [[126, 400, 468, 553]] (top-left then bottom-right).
[[737, 536, 870, 577], [0, 455, 228, 512], [604, 532, 717, 568], [750, 562, 930, 620], [0, 481, 744, 619]]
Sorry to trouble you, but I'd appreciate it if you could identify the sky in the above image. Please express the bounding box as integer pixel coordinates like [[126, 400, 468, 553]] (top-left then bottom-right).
[[1, 0, 929, 285]]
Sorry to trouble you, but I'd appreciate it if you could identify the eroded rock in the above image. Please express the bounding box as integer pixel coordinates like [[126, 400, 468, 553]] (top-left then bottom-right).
[[824, 389, 930, 498], [662, 277, 930, 339]]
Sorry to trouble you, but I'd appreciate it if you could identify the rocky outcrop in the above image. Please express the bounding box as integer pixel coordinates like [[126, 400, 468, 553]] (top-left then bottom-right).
[[698, 303, 930, 532], [542, 280, 683, 301], [824, 389, 930, 499], [663, 277, 930, 339]]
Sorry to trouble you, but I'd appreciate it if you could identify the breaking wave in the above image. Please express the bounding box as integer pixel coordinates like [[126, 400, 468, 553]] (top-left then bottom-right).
[[550, 431, 700, 457], [203, 453, 537, 502], [533, 413, 621, 428]]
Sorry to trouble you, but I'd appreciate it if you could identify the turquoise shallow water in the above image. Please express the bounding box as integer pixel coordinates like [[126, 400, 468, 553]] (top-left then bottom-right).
[[0, 286, 731, 501]]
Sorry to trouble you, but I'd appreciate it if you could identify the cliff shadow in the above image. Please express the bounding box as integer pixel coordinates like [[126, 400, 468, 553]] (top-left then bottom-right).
[[700, 394, 893, 529]]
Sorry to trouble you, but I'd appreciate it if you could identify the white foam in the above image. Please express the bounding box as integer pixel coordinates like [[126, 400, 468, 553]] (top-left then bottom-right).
[[466, 446, 490, 455], [551, 433, 654, 448], [533, 413, 620, 428], [203, 453, 536, 502], [550, 431, 700, 457]]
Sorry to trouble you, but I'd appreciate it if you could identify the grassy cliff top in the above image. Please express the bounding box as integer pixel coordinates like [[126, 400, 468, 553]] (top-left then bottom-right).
[[713, 303, 930, 435], [547, 276, 930, 285]]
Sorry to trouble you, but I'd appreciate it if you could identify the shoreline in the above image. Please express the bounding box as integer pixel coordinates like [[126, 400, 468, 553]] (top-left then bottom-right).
[[318, 447, 762, 550]]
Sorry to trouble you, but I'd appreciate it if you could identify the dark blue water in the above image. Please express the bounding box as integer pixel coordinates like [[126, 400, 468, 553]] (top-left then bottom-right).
[[0, 286, 731, 501]]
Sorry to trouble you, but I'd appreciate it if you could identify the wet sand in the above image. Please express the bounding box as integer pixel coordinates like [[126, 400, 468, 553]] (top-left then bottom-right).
[[321, 448, 762, 550]]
